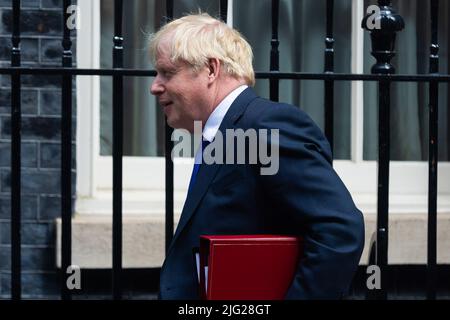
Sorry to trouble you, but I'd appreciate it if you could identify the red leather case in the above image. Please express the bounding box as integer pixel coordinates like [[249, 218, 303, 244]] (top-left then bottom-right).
[[199, 235, 303, 300]]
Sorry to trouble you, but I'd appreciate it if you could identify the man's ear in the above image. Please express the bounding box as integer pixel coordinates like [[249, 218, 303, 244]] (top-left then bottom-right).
[[207, 58, 221, 83]]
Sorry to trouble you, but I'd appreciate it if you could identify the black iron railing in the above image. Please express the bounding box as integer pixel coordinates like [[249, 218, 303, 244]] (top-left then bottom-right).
[[10, 0, 21, 302], [61, 0, 74, 301], [0, 0, 445, 300], [324, 0, 335, 157], [362, 0, 405, 300], [427, 0, 439, 301], [165, 1, 174, 260], [112, 0, 124, 301]]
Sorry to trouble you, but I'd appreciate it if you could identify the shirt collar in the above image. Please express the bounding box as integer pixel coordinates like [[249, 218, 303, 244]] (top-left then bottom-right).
[[202, 85, 248, 142]]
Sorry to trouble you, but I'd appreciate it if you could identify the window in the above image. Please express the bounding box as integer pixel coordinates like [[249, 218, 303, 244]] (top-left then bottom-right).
[[364, 0, 450, 161], [76, 0, 450, 217], [234, 0, 353, 160], [99, 0, 162, 157]]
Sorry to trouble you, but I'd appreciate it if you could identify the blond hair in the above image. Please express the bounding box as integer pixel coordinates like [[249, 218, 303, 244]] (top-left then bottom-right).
[[149, 13, 255, 86]]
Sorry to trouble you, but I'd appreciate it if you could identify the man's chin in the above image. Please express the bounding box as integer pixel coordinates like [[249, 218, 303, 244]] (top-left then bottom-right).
[[166, 119, 192, 132], [165, 116, 176, 128]]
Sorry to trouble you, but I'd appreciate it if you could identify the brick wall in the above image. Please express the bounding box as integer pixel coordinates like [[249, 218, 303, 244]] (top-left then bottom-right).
[[0, 0, 76, 298]]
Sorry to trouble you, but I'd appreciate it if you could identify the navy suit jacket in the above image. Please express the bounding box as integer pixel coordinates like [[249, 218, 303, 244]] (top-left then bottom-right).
[[159, 88, 365, 299]]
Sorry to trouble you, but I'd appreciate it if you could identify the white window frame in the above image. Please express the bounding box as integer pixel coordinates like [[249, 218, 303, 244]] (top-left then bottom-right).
[[75, 0, 450, 217]]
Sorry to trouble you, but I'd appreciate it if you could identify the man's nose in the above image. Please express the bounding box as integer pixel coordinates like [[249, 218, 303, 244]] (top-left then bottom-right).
[[150, 77, 164, 96]]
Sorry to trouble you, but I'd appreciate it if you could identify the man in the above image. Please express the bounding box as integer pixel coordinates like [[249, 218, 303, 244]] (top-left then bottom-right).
[[150, 13, 365, 300]]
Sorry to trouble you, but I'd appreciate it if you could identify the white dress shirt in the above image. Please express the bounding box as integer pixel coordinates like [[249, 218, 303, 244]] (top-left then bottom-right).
[[193, 85, 248, 164]]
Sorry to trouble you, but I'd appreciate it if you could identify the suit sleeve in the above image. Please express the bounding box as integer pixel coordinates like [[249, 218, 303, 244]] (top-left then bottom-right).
[[254, 102, 365, 299]]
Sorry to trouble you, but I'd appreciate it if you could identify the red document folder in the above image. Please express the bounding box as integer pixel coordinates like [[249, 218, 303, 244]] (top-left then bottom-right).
[[198, 235, 303, 300]]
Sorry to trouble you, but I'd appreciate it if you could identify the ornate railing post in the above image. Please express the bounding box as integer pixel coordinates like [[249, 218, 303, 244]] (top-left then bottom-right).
[[362, 0, 405, 74], [324, 0, 334, 157], [362, 0, 404, 300], [427, 0, 439, 300]]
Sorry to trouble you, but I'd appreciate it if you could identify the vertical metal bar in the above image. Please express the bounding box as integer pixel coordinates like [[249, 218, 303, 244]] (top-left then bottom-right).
[[377, 80, 390, 300], [112, 0, 124, 300], [220, 0, 228, 23], [166, 0, 173, 22], [165, 127, 174, 257], [61, 0, 73, 301], [427, 0, 439, 301], [270, 0, 279, 102], [362, 0, 404, 300], [10, 0, 21, 301], [165, 0, 174, 255], [324, 0, 335, 157]]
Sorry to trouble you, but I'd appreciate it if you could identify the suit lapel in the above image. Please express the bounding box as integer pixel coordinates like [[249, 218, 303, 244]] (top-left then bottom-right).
[[167, 87, 258, 253]]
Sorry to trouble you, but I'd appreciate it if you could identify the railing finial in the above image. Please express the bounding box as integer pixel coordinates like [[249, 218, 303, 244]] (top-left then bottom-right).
[[362, 0, 405, 74]]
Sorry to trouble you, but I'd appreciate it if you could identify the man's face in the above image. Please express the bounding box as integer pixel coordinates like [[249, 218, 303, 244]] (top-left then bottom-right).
[[150, 42, 210, 132]]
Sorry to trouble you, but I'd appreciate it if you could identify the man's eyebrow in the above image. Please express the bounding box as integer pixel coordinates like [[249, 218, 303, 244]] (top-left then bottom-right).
[[155, 63, 177, 72]]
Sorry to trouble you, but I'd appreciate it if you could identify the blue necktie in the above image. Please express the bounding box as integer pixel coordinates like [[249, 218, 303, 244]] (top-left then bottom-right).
[[187, 139, 210, 194]]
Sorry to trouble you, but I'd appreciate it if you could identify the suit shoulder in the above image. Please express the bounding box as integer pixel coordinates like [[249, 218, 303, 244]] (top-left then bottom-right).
[[244, 97, 315, 129], [246, 96, 299, 115], [241, 96, 332, 160]]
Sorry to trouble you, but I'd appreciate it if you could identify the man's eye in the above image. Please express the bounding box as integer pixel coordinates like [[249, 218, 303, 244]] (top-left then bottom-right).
[[159, 70, 173, 79]]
